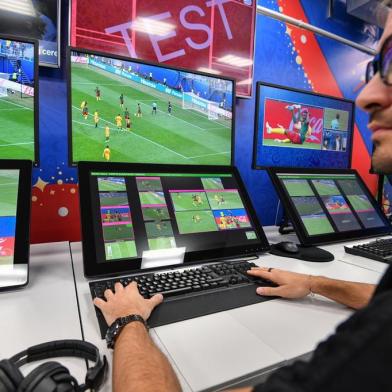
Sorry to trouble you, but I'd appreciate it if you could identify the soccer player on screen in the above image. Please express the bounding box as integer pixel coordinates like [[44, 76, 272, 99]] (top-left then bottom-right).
[[82, 104, 89, 120], [152, 102, 157, 115], [95, 86, 101, 101], [136, 103, 142, 118], [94, 110, 99, 128], [124, 107, 130, 120], [115, 114, 123, 130], [104, 125, 110, 142], [168, 101, 172, 115], [126, 117, 131, 131], [119, 93, 124, 109], [103, 145, 111, 161], [192, 214, 201, 223], [266, 104, 311, 145], [80, 100, 87, 111]]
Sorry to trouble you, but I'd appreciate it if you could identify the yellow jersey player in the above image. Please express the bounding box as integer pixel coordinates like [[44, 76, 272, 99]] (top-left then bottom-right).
[[104, 125, 110, 142], [80, 100, 87, 111], [115, 114, 123, 130], [94, 111, 99, 128], [103, 145, 111, 161]]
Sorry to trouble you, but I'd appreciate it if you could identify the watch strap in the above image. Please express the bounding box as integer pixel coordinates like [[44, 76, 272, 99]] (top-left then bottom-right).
[[106, 314, 148, 349]]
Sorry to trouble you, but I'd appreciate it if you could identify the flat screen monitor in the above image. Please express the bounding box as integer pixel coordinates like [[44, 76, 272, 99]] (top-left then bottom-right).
[[253, 82, 355, 169], [0, 159, 32, 291], [0, 0, 61, 67], [0, 35, 39, 163], [78, 162, 269, 278], [378, 174, 392, 220], [268, 168, 391, 246], [68, 48, 235, 166]]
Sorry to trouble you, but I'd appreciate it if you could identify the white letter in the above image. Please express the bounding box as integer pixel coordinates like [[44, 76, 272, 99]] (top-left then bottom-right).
[[147, 12, 186, 62], [105, 22, 138, 58], [206, 0, 233, 40], [180, 5, 211, 50]]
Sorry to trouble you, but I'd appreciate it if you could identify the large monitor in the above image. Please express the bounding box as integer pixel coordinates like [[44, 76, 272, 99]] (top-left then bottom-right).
[[0, 160, 32, 291], [253, 82, 355, 169], [78, 162, 269, 278], [0, 35, 39, 163], [68, 48, 235, 166], [268, 168, 391, 246]]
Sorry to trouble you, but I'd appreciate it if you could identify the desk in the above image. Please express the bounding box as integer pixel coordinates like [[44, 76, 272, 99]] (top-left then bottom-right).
[[0, 242, 84, 380], [70, 226, 384, 392]]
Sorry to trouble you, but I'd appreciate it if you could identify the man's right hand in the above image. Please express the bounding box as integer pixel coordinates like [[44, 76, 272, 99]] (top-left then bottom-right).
[[247, 267, 313, 299], [93, 282, 163, 327]]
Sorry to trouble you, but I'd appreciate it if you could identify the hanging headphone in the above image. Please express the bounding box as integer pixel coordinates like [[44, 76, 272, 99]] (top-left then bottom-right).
[[0, 340, 108, 392]]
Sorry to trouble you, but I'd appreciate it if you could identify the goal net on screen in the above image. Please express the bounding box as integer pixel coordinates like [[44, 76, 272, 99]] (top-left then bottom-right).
[[182, 92, 219, 121]]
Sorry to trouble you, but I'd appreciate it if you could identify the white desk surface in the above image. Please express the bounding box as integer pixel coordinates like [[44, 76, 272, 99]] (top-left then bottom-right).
[[70, 226, 385, 391], [0, 242, 84, 380]]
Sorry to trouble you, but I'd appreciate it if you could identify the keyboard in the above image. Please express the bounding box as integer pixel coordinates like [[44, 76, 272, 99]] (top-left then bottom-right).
[[344, 238, 392, 263], [90, 260, 276, 338]]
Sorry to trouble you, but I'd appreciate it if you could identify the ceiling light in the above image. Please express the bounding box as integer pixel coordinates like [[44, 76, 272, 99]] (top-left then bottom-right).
[[197, 67, 222, 75], [132, 17, 175, 37], [218, 55, 253, 67], [0, 0, 36, 17], [237, 78, 252, 85]]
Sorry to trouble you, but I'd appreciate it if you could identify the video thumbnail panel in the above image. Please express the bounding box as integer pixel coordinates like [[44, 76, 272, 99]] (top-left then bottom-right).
[[0, 170, 19, 265], [213, 209, 251, 230], [171, 191, 210, 212], [175, 210, 218, 234], [292, 196, 334, 236], [99, 190, 137, 261]]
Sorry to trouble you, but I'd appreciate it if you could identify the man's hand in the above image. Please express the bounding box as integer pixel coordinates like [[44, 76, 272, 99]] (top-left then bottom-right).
[[93, 282, 163, 326], [248, 267, 312, 299]]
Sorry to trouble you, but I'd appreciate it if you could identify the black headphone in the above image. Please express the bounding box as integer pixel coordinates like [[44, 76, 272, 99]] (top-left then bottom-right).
[[0, 340, 108, 392]]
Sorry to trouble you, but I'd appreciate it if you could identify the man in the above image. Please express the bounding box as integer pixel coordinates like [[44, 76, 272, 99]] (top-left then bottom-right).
[[266, 105, 311, 145], [102, 145, 111, 161], [168, 101, 172, 115], [119, 93, 124, 109], [94, 110, 99, 128], [136, 103, 142, 118], [152, 102, 157, 115], [104, 125, 110, 142], [115, 114, 123, 130], [331, 113, 340, 130], [94, 14, 392, 392], [95, 86, 101, 101]]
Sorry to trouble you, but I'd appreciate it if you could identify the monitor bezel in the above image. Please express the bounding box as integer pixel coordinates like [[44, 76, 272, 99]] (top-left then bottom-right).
[[268, 167, 392, 246], [78, 161, 270, 279], [67, 47, 236, 167], [0, 159, 32, 291], [0, 34, 39, 164], [252, 81, 355, 170]]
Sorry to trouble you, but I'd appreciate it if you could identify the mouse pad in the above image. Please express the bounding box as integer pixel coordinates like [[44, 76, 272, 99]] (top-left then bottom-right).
[[269, 244, 334, 262]]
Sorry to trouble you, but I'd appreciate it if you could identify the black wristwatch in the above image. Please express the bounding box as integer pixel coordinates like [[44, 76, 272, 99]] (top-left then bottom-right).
[[105, 314, 148, 349]]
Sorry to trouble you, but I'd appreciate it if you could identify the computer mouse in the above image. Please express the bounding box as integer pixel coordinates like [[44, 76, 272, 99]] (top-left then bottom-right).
[[274, 241, 299, 254]]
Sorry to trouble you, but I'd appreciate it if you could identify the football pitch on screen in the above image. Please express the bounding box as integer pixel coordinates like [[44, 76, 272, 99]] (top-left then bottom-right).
[[0, 95, 34, 160], [0, 173, 19, 216], [302, 215, 334, 235], [71, 64, 231, 164], [105, 241, 137, 260], [263, 139, 321, 150], [175, 210, 218, 234]]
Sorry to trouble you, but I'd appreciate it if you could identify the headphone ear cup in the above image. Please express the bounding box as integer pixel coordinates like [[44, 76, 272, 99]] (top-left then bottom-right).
[[17, 362, 75, 392], [0, 359, 24, 392]]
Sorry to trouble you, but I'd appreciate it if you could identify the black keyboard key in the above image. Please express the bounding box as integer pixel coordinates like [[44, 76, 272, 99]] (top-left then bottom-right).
[[150, 287, 192, 297]]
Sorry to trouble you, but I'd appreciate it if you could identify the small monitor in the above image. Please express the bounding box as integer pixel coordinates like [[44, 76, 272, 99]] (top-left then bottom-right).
[[0, 159, 32, 291], [78, 162, 269, 278], [0, 35, 39, 163], [68, 48, 235, 166], [378, 174, 392, 220], [253, 82, 354, 169], [268, 168, 391, 246]]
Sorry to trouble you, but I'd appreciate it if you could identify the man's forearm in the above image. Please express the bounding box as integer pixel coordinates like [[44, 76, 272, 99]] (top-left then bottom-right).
[[113, 322, 181, 392], [310, 276, 375, 309]]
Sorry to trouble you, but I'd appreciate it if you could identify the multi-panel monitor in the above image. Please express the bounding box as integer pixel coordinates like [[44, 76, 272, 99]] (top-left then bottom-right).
[[68, 48, 235, 166], [0, 160, 32, 291], [78, 162, 269, 278], [253, 82, 355, 169], [268, 168, 391, 246], [0, 35, 38, 162]]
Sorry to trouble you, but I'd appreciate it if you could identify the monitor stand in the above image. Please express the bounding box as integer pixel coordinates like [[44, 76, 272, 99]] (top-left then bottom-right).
[[278, 213, 295, 235]]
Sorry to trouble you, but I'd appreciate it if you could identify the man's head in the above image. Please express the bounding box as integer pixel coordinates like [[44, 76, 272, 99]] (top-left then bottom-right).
[[301, 108, 309, 120], [356, 12, 392, 173]]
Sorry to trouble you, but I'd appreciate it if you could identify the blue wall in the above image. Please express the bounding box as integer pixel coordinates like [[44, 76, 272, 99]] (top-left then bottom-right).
[[30, 0, 379, 241]]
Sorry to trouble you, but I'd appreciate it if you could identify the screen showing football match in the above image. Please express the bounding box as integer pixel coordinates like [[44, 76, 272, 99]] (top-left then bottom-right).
[[0, 38, 36, 161], [254, 83, 354, 169], [70, 50, 234, 165], [277, 173, 386, 236], [0, 170, 19, 266], [89, 172, 259, 263]]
